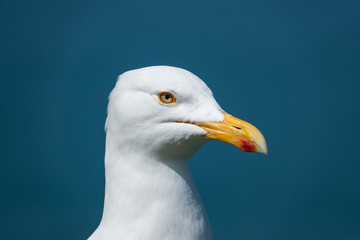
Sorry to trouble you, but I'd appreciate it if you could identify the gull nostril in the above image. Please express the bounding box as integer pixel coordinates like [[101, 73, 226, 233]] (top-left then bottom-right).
[[232, 125, 242, 130]]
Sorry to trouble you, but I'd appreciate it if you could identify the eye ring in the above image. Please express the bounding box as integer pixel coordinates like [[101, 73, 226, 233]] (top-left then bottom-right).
[[158, 92, 176, 104]]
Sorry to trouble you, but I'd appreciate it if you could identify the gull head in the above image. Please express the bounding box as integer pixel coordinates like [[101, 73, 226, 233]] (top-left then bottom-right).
[[105, 66, 267, 161]]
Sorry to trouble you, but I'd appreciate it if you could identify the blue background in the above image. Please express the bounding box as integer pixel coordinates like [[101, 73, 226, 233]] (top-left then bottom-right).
[[1, 0, 359, 239]]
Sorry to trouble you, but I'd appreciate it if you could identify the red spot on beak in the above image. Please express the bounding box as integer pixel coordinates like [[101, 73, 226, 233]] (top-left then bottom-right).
[[239, 139, 256, 152]]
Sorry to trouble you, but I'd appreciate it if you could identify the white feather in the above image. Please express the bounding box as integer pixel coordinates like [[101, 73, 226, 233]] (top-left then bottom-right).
[[89, 66, 224, 240]]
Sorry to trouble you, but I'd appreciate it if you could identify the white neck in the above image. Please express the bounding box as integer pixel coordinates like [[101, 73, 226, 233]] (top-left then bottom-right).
[[89, 132, 213, 240]]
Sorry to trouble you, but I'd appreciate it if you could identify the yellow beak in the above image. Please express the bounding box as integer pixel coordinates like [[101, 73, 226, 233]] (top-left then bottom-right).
[[190, 112, 267, 154]]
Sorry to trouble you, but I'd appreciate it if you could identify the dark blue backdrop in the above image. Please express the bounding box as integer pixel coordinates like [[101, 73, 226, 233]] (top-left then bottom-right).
[[1, 0, 359, 239]]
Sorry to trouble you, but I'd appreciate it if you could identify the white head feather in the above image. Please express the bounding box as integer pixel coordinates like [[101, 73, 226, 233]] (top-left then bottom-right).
[[105, 66, 224, 160]]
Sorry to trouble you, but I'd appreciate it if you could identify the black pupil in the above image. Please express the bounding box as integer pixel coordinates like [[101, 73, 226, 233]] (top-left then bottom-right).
[[165, 94, 170, 99]]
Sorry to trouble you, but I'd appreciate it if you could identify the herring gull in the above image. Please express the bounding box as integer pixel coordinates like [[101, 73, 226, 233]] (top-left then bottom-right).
[[88, 66, 267, 240]]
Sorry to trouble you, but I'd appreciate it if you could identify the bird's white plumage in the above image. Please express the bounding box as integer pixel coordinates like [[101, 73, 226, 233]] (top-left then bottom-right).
[[89, 66, 226, 240]]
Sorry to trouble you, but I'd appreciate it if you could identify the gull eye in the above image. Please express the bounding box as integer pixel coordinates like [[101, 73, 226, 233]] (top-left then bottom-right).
[[158, 92, 176, 104]]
